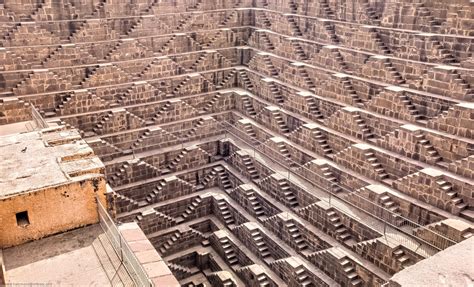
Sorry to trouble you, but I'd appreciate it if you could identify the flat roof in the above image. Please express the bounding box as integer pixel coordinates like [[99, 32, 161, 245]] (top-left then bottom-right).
[[3, 224, 111, 286], [0, 127, 104, 199], [0, 121, 36, 136]]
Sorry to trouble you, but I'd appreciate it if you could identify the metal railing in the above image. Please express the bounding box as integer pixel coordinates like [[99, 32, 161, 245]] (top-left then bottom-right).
[[99, 114, 458, 253], [217, 119, 458, 254], [31, 105, 48, 129], [96, 198, 154, 287]]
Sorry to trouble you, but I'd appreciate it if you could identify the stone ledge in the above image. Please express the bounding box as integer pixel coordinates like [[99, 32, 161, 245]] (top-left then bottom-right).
[[118, 222, 180, 287], [388, 236, 474, 287]]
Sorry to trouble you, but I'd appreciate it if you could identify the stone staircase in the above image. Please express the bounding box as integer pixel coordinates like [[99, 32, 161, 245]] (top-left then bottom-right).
[[313, 130, 333, 156], [267, 81, 284, 103], [275, 140, 297, 168], [262, 55, 279, 77], [219, 237, 240, 267], [291, 40, 309, 61], [172, 76, 193, 95], [362, 1, 381, 25], [341, 78, 364, 107], [174, 13, 194, 32], [203, 29, 224, 48], [392, 247, 413, 269], [382, 60, 405, 84], [278, 178, 299, 207], [379, 194, 406, 226], [145, 179, 167, 203], [216, 166, 234, 191], [140, 160, 160, 175], [138, 57, 162, 79], [114, 193, 140, 213], [241, 96, 257, 116], [286, 221, 308, 252], [414, 134, 442, 163], [130, 130, 151, 149], [450, 69, 474, 100], [364, 151, 390, 180], [52, 94, 74, 115], [296, 66, 316, 90], [294, 266, 313, 286], [108, 162, 130, 185], [287, 15, 303, 36], [328, 48, 349, 72], [241, 154, 260, 180], [245, 189, 266, 218], [186, 0, 203, 11], [397, 94, 424, 121], [339, 257, 363, 286], [240, 120, 258, 143], [217, 199, 236, 226], [322, 21, 339, 44], [158, 35, 177, 54], [159, 230, 182, 254], [352, 114, 375, 139], [236, 265, 272, 286], [199, 169, 217, 189], [250, 229, 272, 260], [189, 53, 207, 72], [125, 17, 145, 36], [305, 97, 324, 120], [270, 110, 290, 133], [327, 210, 353, 244], [435, 178, 467, 213], [167, 149, 189, 170], [90, 0, 106, 17], [184, 118, 205, 138], [98, 139, 123, 154], [260, 33, 275, 50], [431, 39, 456, 64], [318, 165, 342, 193], [367, 28, 390, 54], [219, 10, 237, 27], [152, 102, 172, 122], [217, 69, 237, 88], [320, 0, 335, 19], [239, 71, 255, 90], [178, 196, 203, 222], [167, 262, 199, 280], [202, 93, 221, 112], [288, 0, 298, 13], [136, 209, 176, 225], [258, 11, 272, 28]]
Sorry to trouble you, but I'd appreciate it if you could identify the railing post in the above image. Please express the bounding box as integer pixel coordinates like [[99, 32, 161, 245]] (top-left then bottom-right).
[[120, 233, 124, 261]]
